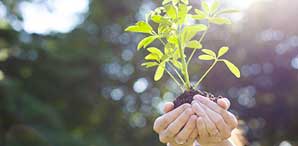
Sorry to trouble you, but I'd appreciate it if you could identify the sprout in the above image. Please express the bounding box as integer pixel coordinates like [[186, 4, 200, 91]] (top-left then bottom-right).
[[125, 0, 241, 91]]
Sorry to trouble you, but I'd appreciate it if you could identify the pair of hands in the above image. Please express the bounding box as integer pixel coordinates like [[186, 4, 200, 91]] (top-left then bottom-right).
[[153, 95, 238, 146]]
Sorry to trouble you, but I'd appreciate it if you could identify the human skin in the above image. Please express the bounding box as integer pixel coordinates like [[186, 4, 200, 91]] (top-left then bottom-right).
[[153, 95, 238, 146], [192, 95, 238, 146]]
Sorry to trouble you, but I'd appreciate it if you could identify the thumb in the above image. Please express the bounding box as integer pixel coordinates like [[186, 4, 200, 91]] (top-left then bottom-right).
[[163, 102, 174, 113], [217, 98, 231, 110]]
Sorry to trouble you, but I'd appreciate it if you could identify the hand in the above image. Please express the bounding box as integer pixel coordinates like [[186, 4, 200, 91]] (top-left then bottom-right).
[[153, 103, 197, 146], [192, 95, 238, 146]]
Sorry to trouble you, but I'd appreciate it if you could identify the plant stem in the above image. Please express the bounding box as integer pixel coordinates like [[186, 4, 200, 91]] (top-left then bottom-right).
[[165, 69, 184, 91], [168, 62, 186, 85], [152, 30, 185, 91], [158, 37, 166, 46], [153, 30, 184, 89], [178, 25, 191, 90], [187, 22, 210, 65], [193, 59, 218, 89], [152, 31, 166, 46]]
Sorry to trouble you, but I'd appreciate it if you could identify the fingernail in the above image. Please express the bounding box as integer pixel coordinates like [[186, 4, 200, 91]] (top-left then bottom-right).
[[190, 115, 197, 120]]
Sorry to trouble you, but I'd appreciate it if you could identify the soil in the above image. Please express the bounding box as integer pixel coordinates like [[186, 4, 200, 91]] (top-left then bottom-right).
[[173, 88, 223, 109]]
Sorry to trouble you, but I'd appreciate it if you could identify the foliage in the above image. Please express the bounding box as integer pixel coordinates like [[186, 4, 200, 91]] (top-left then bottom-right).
[[1, 0, 298, 146], [125, 0, 241, 91]]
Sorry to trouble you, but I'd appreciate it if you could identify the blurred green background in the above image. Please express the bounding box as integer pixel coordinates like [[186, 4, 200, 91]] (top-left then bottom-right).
[[0, 0, 298, 146]]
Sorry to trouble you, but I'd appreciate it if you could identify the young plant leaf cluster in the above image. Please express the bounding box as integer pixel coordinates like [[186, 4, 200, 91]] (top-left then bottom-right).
[[125, 0, 241, 91]]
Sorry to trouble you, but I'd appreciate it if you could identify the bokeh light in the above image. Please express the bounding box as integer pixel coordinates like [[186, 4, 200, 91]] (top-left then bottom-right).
[[18, 0, 89, 34], [0, 70, 4, 80], [280, 141, 292, 146], [133, 78, 149, 93], [291, 57, 298, 69], [1, 0, 298, 146]]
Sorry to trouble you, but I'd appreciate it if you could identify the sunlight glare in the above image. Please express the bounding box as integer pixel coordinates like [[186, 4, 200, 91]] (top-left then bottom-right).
[[19, 0, 89, 34], [211, 0, 273, 21]]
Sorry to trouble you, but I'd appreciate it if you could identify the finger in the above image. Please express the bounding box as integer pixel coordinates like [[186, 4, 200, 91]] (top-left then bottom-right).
[[153, 103, 191, 133], [175, 115, 197, 144], [196, 117, 222, 145], [194, 95, 236, 129], [196, 116, 208, 138], [185, 128, 198, 145], [164, 107, 194, 137], [158, 131, 169, 144], [217, 98, 230, 110], [223, 98, 231, 109], [200, 103, 231, 139], [164, 102, 174, 113], [202, 136, 222, 144], [228, 112, 238, 129], [192, 102, 219, 136], [189, 128, 198, 142]]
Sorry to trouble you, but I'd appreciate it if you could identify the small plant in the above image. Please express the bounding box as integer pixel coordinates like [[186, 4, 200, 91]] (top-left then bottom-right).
[[125, 0, 241, 107]]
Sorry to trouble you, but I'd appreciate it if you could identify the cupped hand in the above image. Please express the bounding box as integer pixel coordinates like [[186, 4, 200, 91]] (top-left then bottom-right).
[[192, 95, 238, 146], [153, 103, 197, 146]]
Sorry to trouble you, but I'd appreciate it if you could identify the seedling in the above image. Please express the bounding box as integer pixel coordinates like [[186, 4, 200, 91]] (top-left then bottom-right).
[[125, 0, 241, 107]]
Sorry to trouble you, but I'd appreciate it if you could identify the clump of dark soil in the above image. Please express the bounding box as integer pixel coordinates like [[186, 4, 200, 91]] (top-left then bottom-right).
[[173, 88, 223, 109]]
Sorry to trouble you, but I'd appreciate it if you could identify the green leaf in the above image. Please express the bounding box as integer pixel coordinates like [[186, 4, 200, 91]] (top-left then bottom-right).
[[202, 49, 216, 57], [169, 47, 185, 60], [154, 63, 166, 81], [147, 47, 164, 58], [192, 9, 207, 20], [167, 35, 178, 45], [210, 1, 220, 14], [215, 9, 240, 16], [182, 24, 207, 42], [209, 17, 232, 25], [165, 5, 177, 19], [187, 40, 202, 49], [222, 59, 241, 78], [145, 54, 160, 61], [178, 4, 188, 24], [162, 0, 172, 5], [151, 15, 163, 23], [125, 21, 153, 34], [181, 0, 189, 5], [217, 46, 229, 57], [161, 54, 170, 62], [173, 48, 182, 59], [142, 62, 159, 68], [164, 43, 175, 54], [171, 60, 182, 70], [201, 1, 209, 13], [158, 24, 171, 37], [137, 36, 158, 50], [198, 55, 214, 60], [152, 14, 171, 24]]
